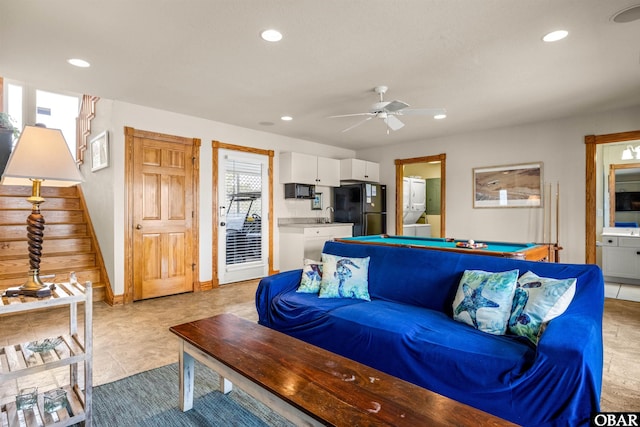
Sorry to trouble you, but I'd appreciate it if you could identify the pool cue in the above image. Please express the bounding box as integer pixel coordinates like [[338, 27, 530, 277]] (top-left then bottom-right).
[[555, 182, 560, 262]]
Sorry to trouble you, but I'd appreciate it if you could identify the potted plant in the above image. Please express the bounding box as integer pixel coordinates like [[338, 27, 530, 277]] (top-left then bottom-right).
[[0, 112, 19, 176]]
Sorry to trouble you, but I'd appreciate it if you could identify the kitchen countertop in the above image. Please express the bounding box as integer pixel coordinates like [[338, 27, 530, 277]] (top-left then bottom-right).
[[278, 217, 353, 228], [279, 222, 353, 228]]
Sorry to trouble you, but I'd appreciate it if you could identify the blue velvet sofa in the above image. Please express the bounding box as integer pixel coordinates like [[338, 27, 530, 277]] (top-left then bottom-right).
[[256, 240, 604, 426]]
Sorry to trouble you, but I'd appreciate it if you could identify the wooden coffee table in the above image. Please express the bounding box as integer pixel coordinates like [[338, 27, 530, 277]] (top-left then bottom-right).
[[170, 313, 516, 427]]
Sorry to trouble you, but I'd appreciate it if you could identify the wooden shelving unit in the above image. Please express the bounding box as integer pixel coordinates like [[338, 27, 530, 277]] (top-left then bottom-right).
[[0, 282, 92, 426]]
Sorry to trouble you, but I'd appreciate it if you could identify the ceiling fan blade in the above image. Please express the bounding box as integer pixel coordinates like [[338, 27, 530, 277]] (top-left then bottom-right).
[[328, 112, 374, 118], [384, 114, 404, 131], [397, 108, 447, 116], [384, 100, 410, 113], [342, 117, 373, 132]]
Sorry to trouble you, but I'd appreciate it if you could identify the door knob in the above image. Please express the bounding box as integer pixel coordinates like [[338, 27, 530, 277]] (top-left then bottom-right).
[[136, 224, 142, 230], [220, 222, 226, 226]]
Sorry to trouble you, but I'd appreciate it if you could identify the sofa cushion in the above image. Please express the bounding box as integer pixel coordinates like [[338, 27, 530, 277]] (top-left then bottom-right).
[[319, 254, 371, 301], [452, 269, 519, 335], [508, 271, 576, 344], [301, 300, 536, 392], [297, 259, 323, 293]]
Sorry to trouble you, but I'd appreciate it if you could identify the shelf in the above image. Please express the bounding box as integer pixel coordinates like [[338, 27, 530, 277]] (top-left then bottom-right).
[[0, 282, 87, 315], [0, 282, 92, 427], [1, 385, 86, 427], [0, 334, 85, 381]]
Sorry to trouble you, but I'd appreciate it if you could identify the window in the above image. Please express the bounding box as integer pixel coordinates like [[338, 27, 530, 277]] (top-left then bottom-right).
[[5, 81, 80, 158], [36, 90, 79, 159]]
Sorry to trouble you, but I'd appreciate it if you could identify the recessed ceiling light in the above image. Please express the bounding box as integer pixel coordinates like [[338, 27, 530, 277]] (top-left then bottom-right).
[[434, 114, 447, 120], [67, 58, 91, 68], [261, 29, 283, 42], [612, 4, 640, 23], [280, 116, 293, 121], [542, 30, 568, 43]]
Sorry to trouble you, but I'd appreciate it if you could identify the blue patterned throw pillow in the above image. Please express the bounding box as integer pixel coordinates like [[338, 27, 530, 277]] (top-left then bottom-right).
[[508, 271, 576, 345], [296, 259, 323, 293], [452, 269, 519, 335], [318, 254, 371, 301]]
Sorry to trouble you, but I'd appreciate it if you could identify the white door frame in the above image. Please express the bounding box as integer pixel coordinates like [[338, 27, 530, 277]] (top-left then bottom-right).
[[212, 141, 274, 286]]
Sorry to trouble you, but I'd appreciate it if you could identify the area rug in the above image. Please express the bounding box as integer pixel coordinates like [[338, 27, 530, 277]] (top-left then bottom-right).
[[92, 361, 294, 426]]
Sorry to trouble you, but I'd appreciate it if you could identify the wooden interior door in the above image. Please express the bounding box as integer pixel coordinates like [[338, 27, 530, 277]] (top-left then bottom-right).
[[130, 130, 195, 300]]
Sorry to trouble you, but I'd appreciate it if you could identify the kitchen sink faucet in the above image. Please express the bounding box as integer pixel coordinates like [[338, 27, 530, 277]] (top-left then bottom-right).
[[325, 206, 334, 223]]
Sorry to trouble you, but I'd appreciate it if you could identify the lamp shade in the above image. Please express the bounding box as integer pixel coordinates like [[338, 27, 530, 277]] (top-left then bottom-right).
[[0, 125, 84, 187]]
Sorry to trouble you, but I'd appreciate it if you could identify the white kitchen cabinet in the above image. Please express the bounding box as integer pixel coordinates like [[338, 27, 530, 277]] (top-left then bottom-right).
[[602, 235, 640, 282], [280, 152, 341, 187], [340, 158, 380, 182], [279, 224, 353, 271]]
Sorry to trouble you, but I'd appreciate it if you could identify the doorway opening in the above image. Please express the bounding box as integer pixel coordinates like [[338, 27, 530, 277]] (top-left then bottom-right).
[[394, 154, 446, 237], [585, 130, 640, 264]]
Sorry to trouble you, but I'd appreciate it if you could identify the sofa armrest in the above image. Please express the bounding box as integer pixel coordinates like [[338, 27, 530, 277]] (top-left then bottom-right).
[[527, 311, 603, 415], [255, 269, 302, 326]]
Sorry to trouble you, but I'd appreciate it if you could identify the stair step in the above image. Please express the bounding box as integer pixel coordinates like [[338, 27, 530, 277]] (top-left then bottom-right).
[[0, 267, 101, 288], [0, 237, 92, 258], [0, 209, 85, 225], [0, 197, 80, 210], [0, 253, 96, 276], [0, 223, 88, 240], [0, 185, 78, 198]]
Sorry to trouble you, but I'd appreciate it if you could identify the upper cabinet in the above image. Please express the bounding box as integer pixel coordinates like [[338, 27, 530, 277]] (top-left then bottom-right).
[[340, 158, 380, 182], [280, 152, 341, 187]]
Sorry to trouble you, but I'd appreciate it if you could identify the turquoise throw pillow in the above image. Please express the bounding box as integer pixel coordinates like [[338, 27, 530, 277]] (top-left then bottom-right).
[[452, 269, 519, 335], [508, 271, 576, 345], [296, 259, 323, 293], [318, 254, 371, 301]]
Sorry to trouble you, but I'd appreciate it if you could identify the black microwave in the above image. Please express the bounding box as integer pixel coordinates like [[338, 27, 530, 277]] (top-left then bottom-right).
[[284, 183, 315, 199]]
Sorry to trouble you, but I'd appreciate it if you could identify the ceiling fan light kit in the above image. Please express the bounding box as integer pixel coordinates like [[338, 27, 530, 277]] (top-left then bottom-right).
[[330, 85, 446, 133]]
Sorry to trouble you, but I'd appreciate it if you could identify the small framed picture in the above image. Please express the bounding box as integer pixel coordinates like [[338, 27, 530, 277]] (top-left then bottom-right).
[[311, 192, 323, 210], [90, 131, 109, 172]]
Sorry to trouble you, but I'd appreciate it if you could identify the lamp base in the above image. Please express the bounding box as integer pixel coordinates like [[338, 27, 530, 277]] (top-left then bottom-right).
[[3, 270, 54, 298], [4, 286, 53, 298]]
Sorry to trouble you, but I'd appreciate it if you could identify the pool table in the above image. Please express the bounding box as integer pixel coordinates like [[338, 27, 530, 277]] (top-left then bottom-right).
[[334, 235, 552, 261]]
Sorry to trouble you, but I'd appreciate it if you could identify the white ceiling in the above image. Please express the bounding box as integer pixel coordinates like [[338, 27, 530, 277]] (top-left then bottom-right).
[[1, 1, 639, 150]]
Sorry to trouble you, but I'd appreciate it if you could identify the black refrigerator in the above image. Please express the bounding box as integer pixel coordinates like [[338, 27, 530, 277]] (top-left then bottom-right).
[[333, 183, 387, 236]]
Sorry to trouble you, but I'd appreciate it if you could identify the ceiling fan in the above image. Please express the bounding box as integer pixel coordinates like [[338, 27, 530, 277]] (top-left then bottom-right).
[[329, 86, 446, 133]]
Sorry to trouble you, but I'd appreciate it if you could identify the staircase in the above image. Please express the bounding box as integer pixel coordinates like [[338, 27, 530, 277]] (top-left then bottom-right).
[[0, 184, 110, 302]]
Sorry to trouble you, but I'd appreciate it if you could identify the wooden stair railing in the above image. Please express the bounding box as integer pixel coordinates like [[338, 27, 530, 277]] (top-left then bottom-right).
[[0, 184, 111, 303], [75, 95, 100, 167]]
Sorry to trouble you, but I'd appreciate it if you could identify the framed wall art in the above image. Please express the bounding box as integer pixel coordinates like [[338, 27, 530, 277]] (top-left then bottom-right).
[[90, 130, 109, 172], [473, 162, 543, 208], [311, 192, 323, 210]]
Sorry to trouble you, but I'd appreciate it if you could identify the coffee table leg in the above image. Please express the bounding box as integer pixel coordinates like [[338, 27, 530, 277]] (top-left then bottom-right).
[[220, 376, 233, 394], [179, 340, 195, 411]]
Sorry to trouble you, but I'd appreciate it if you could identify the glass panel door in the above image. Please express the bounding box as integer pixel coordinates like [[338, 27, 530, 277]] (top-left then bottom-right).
[[217, 149, 269, 284]]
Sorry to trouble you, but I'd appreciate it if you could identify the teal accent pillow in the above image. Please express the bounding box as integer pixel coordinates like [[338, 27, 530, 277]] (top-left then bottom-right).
[[296, 259, 323, 293], [318, 254, 371, 301], [508, 271, 576, 345], [452, 269, 519, 335]]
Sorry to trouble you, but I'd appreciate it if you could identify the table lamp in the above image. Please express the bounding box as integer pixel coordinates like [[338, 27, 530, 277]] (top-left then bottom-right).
[[1, 125, 84, 297]]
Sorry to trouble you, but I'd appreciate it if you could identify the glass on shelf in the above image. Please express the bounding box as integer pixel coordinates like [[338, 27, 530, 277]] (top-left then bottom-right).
[[26, 337, 63, 353], [16, 387, 38, 410], [44, 388, 68, 413]]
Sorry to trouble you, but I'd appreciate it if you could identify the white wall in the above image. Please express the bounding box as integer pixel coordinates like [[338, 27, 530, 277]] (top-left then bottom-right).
[[78, 99, 115, 287], [356, 105, 640, 264], [81, 100, 355, 296]]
